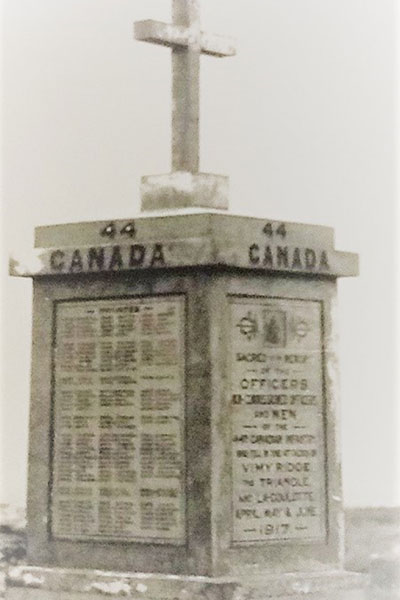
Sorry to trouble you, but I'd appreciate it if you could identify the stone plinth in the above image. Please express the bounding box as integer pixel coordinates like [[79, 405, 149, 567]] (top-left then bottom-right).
[[9, 213, 358, 582], [140, 173, 229, 211], [6, 566, 367, 600]]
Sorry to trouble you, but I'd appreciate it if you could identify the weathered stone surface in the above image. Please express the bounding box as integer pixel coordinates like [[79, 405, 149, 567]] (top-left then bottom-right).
[[11, 506, 400, 598], [50, 296, 186, 544], [230, 297, 328, 545], [134, 21, 236, 57], [8, 207, 359, 582], [5, 565, 367, 600], [141, 173, 229, 211], [9, 213, 358, 278], [20, 269, 344, 576], [5, 505, 399, 575]]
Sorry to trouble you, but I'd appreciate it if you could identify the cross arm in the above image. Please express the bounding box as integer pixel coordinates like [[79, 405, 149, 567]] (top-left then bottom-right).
[[134, 20, 236, 57], [201, 31, 236, 58]]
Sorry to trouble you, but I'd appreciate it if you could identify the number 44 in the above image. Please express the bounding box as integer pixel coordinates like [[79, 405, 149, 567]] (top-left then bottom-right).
[[263, 223, 287, 238]]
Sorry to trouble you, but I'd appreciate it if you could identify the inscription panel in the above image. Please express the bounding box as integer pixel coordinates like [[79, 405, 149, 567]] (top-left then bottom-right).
[[229, 296, 327, 544], [50, 295, 186, 544]]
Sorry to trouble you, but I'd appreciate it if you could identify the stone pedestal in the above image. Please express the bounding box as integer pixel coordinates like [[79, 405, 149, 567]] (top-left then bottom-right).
[[8, 212, 362, 598], [6, 565, 367, 600]]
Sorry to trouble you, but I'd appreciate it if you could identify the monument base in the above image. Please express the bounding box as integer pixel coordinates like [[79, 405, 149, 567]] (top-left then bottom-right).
[[140, 171, 229, 210], [6, 566, 367, 600]]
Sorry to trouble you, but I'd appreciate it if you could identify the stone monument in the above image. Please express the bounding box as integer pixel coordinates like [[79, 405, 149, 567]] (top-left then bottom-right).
[[6, 1, 367, 598]]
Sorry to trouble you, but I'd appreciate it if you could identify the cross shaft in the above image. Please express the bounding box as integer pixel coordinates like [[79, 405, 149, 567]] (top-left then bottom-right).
[[135, 0, 235, 174]]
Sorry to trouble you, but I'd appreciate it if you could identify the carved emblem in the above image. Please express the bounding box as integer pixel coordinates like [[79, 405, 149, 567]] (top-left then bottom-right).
[[295, 319, 309, 340], [263, 310, 286, 347], [236, 311, 258, 340]]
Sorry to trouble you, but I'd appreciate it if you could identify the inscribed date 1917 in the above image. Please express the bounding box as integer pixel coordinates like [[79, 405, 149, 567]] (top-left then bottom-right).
[[229, 296, 328, 544]]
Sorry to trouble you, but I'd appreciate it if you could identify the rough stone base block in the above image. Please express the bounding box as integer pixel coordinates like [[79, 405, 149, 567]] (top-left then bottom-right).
[[6, 566, 367, 600], [140, 171, 229, 210]]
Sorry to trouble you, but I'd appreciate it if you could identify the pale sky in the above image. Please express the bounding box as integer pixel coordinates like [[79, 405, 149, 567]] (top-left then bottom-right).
[[1, 0, 398, 508]]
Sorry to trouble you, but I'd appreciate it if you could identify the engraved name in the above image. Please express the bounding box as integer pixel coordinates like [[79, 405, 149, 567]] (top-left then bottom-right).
[[249, 244, 330, 271], [50, 244, 166, 273], [51, 296, 186, 543]]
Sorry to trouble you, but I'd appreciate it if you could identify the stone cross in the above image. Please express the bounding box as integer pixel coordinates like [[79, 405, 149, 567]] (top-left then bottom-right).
[[134, 0, 236, 175]]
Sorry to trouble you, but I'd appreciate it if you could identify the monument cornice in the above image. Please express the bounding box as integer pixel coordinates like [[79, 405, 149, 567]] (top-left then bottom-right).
[[10, 213, 358, 278]]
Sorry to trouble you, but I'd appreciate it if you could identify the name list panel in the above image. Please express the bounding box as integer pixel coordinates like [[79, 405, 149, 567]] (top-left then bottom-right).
[[229, 296, 327, 544], [51, 295, 186, 544]]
